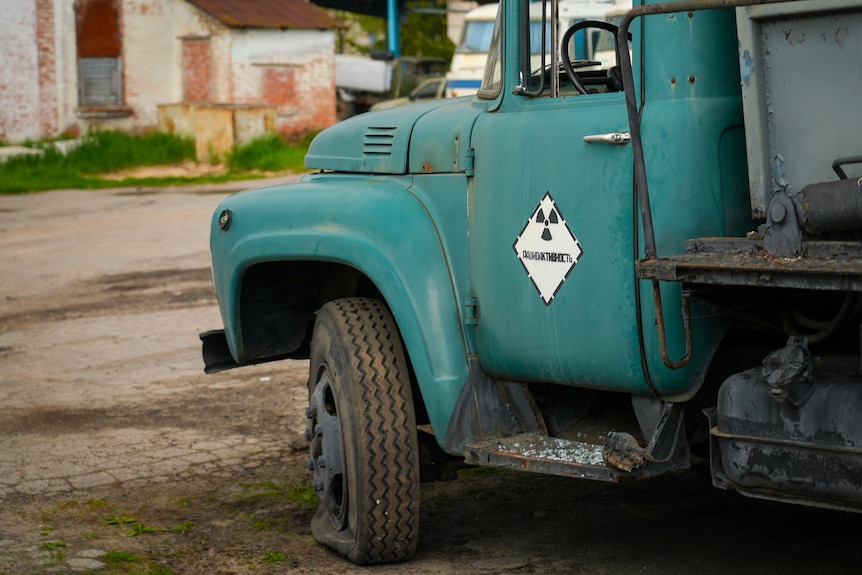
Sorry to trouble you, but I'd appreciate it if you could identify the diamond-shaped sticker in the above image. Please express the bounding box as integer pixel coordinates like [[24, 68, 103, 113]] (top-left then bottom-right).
[[513, 192, 583, 305]]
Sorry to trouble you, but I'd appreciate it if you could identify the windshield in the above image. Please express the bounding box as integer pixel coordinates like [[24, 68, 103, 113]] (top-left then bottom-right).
[[478, 3, 504, 97], [518, 0, 629, 98]]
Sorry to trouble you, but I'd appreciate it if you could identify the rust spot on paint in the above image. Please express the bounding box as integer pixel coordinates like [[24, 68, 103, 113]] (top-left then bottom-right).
[[422, 162, 434, 173]]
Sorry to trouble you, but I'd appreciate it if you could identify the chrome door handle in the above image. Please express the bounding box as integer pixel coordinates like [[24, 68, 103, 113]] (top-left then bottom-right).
[[583, 132, 631, 145]]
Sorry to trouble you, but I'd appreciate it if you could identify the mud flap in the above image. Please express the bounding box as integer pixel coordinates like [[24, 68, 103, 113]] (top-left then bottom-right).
[[443, 359, 547, 453]]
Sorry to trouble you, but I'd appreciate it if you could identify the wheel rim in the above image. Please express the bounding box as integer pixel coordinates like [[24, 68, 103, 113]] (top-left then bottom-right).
[[308, 372, 348, 530]]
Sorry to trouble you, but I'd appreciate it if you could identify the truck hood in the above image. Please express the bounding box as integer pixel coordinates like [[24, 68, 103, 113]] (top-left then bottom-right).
[[305, 97, 484, 175]]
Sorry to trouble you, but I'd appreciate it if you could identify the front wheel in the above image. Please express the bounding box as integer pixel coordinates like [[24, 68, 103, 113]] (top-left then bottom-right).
[[305, 298, 420, 564]]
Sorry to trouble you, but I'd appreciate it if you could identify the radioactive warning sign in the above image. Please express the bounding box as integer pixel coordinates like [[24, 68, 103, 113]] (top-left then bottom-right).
[[513, 192, 583, 305]]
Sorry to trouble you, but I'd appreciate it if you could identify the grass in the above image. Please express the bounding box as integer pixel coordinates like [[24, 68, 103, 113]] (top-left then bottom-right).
[[263, 549, 287, 563], [0, 130, 313, 194], [39, 540, 67, 555], [170, 520, 195, 534], [227, 132, 314, 173], [238, 480, 317, 507], [106, 515, 137, 525], [101, 550, 176, 575], [128, 522, 159, 537]]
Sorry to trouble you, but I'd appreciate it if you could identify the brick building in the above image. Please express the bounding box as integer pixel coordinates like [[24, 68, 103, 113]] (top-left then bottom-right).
[[0, 0, 341, 143]]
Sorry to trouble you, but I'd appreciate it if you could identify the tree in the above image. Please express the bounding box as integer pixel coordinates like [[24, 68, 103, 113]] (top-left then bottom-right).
[[329, 1, 454, 63]]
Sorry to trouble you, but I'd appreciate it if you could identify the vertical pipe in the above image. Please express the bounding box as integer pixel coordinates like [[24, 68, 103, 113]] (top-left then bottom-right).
[[550, 0, 559, 97], [387, 0, 401, 57]]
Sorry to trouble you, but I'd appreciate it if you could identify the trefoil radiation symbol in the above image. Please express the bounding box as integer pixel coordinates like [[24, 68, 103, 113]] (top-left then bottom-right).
[[513, 192, 583, 305]]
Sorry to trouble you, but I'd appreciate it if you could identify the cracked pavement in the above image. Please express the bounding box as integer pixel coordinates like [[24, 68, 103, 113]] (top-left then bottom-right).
[[2, 181, 862, 575]]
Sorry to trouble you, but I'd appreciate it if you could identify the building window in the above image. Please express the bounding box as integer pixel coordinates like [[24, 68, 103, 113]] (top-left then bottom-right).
[[75, 0, 123, 107], [79, 57, 122, 105]]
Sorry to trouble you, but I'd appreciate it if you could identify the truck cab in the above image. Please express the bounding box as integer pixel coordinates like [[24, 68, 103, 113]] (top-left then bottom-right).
[[203, 0, 862, 565]]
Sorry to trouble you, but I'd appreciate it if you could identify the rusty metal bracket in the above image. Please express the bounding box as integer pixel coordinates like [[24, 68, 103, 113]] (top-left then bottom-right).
[[651, 280, 693, 370]]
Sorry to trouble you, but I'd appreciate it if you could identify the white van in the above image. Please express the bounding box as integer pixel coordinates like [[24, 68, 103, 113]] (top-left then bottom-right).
[[446, 3, 499, 98], [446, 0, 631, 98]]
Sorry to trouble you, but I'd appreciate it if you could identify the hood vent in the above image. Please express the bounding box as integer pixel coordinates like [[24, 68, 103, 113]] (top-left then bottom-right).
[[362, 126, 397, 156]]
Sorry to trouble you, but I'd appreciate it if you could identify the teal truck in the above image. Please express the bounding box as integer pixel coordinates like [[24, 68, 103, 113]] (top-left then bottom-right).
[[202, 0, 862, 565]]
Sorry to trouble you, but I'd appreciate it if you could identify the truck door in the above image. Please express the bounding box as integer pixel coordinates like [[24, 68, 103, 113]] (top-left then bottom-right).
[[468, 3, 650, 394]]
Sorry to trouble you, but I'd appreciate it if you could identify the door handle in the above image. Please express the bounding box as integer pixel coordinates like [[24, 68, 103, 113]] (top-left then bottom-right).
[[583, 132, 631, 145]]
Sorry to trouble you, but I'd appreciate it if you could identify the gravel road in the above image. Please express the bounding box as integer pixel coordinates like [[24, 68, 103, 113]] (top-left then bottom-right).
[[1, 182, 860, 575]]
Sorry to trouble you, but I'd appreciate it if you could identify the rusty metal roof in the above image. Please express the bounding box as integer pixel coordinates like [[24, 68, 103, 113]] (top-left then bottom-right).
[[186, 0, 343, 30]]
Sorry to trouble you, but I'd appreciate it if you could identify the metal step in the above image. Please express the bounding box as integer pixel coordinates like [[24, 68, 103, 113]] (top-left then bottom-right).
[[463, 433, 624, 482]]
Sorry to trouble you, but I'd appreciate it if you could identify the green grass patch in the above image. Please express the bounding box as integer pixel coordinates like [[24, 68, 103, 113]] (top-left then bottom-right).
[[106, 515, 137, 525], [100, 551, 175, 575], [226, 132, 314, 173], [263, 549, 287, 563], [0, 130, 313, 194], [238, 480, 317, 507], [128, 522, 159, 537], [0, 131, 194, 193], [170, 520, 195, 534]]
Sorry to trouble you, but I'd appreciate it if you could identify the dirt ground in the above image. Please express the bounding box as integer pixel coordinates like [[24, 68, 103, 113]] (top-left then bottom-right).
[[1, 181, 861, 575]]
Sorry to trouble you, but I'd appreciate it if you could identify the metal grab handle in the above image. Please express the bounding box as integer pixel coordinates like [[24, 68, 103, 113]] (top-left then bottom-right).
[[583, 132, 631, 145]]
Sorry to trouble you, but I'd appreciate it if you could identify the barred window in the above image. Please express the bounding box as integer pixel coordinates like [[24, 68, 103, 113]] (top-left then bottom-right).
[[79, 57, 122, 106]]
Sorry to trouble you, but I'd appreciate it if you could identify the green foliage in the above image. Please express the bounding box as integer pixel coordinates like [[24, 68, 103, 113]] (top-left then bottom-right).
[[170, 520, 195, 534], [331, 1, 454, 62], [263, 549, 287, 563], [106, 515, 137, 525], [402, 2, 455, 61], [334, 11, 386, 55], [67, 131, 194, 175], [128, 522, 158, 537], [0, 130, 195, 194], [226, 133, 313, 173], [100, 551, 175, 575], [238, 480, 318, 507], [0, 129, 312, 194]]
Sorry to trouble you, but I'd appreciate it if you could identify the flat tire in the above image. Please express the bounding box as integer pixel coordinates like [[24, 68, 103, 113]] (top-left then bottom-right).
[[306, 297, 419, 564]]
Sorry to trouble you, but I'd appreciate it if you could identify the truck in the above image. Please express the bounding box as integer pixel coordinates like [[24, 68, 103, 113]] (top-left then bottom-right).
[[202, 0, 862, 565], [335, 52, 447, 119]]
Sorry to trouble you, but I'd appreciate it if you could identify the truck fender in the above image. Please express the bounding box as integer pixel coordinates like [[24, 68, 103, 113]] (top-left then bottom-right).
[[209, 174, 470, 438]]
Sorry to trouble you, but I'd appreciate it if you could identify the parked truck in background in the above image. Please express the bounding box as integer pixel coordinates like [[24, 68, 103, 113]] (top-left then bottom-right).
[[335, 52, 447, 118], [369, 76, 448, 111], [203, 0, 862, 565]]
